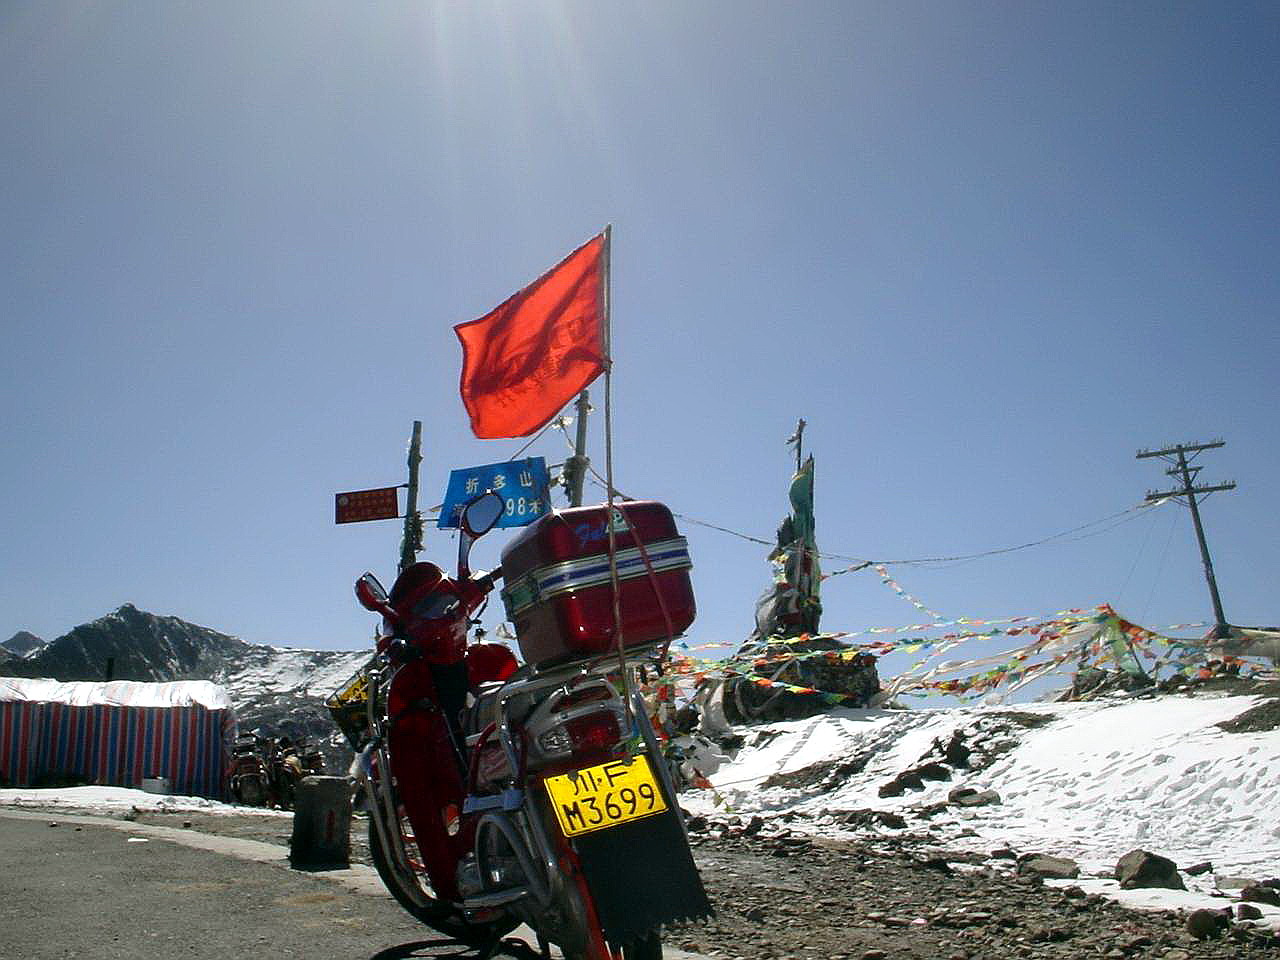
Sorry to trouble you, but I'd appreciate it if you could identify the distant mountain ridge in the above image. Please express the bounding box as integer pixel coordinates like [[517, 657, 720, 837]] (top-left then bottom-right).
[[2, 604, 248, 683], [2, 631, 46, 660], [0, 604, 369, 773]]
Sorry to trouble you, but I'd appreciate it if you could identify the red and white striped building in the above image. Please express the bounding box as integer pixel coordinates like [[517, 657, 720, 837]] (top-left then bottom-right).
[[0, 678, 236, 799]]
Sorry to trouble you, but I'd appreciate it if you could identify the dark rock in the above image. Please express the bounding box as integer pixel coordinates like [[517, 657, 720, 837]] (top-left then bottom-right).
[[723, 636, 881, 723], [762, 750, 876, 790], [743, 906, 767, 923], [942, 730, 971, 768], [1017, 854, 1080, 880], [685, 815, 708, 832], [1240, 884, 1280, 907], [989, 847, 1017, 860], [1185, 908, 1230, 940], [914, 801, 950, 819], [742, 815, 765, 836], [715, 732, 745, 751], [861, 951, 887, 960], [1236, 903, 1264, 921], [1217, 698, 1280, 734], [950, 787, 1001, 807], [1029, 926, 1071, 943], [916, 857, 953, 875], [878, 769, 924, 797], [1067, 667, 1154, 700], [1115, 849, 1185, 890], [1215, 873, 1252, 890], [916, 761, 952, 782], [1184, 860, 1212, 876], [841, 808, 906, 830]]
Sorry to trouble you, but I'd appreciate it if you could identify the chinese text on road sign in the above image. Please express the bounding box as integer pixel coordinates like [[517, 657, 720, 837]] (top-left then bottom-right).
[[335, 486, 401, 524], [438, 458, 551, 529]]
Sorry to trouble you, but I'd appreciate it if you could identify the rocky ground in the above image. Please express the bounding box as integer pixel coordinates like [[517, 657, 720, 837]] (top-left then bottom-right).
[[668, 827, 1279, 960], [111, 807, 1279, 959]]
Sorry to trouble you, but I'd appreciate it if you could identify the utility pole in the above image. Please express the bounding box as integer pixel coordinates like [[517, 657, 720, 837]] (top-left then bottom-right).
[[564, 390, 591, 507], [786, 418, 807, 473], [1136, 439, 1237, 639], [399, 420, 424, 572]]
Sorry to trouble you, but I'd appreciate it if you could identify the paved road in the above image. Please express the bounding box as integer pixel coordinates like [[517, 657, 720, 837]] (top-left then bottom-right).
[[0, 811, 537, 960]]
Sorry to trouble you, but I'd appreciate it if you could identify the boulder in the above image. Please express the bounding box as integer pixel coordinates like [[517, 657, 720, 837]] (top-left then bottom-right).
[[1185, 908, 1230, 940], [1184, 861, 1213, 876], [723, 636, 881, 723], [949, 786, 1001, 807], [878, 770, 924, 798], [1017, 854, 1080, 880], [1115, 849, 1185, 890], [916, 761, 952, 782], [1215, 874, 1253, 890], [1236, 903, 1264, 921], [941, 730, 970, 768], [1240, 884, 1280, 907]]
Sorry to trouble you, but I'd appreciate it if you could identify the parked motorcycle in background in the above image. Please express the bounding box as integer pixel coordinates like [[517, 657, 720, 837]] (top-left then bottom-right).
[[229, 734, 272, 807], [328, 491, 711, 959]]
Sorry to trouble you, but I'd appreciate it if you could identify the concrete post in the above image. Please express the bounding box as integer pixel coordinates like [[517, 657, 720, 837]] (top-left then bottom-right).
[[289, 776, 352, 868]]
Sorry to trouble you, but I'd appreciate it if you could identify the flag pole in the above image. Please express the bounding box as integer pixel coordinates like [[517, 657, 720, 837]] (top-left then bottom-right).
[[600, 225, 634, 728]]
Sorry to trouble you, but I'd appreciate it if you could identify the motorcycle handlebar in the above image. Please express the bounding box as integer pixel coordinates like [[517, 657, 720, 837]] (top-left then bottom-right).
[[474, 565, 503, 592]]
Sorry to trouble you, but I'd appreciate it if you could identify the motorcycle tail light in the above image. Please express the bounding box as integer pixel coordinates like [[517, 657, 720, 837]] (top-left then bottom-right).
[[565, 709, 622, 757], [554, 685, 613, 711]]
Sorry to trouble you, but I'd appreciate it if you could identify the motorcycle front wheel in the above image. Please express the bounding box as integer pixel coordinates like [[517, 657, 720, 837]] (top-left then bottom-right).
[[366, 818, 515, 948], [233, 774, 266, 807]]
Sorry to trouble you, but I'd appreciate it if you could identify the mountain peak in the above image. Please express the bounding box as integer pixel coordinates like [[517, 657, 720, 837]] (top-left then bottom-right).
[[0, 606, 248, 683], [2, 631, 46, 658]]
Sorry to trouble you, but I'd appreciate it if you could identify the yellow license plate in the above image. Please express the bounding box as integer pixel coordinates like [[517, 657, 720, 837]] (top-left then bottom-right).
[[544, 755, 668, 837]]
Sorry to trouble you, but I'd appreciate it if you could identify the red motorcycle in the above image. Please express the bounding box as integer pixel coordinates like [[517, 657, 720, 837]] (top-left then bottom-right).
[[336, 491, 711, 959]]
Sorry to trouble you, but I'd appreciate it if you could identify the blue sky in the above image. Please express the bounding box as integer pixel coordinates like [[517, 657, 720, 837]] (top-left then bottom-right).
[[3, 3, 1277, 674]]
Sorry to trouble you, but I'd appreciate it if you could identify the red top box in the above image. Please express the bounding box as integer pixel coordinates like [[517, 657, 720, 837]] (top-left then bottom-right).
[[499, 501, 696, 667]]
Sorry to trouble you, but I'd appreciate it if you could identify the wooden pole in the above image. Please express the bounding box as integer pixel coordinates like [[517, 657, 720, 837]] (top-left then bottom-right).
[[399, 421, 423, 572], [568, 390, 590, 507], [1137, 440, 1235, 640]]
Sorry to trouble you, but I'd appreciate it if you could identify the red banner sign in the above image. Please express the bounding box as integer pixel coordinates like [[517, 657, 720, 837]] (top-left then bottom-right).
[[335, 487, 400, 524]]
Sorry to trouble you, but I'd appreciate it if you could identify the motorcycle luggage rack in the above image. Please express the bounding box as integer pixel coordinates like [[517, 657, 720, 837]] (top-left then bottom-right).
[[520, 640, 668, 683]]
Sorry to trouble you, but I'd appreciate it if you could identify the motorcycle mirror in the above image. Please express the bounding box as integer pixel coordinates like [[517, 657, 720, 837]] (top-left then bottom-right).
[[458, 491, 504, 580], [354, 573, 389, 612], [462, 491, 505, 537]]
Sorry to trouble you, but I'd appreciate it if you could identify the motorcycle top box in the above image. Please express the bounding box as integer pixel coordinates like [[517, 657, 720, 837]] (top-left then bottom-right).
[[499, 500, 695, 666]]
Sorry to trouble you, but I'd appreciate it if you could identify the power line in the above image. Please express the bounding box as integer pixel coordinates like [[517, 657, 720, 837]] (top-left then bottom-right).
[[581, 468, 1165, 571]]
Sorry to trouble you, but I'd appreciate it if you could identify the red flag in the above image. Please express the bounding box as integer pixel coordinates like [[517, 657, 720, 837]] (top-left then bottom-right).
[[455, 231, 608, 439]]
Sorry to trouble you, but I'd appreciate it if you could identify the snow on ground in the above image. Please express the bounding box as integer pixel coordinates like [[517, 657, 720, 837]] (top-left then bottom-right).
[[0, 785, 290, 818], [684, 691, 1280, 924]]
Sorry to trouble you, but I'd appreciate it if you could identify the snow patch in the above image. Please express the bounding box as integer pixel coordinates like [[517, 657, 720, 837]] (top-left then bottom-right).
[[685, 693, 1280, 923]]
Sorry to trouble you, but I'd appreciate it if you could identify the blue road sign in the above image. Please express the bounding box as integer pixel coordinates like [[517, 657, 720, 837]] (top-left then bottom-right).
[[437, 457, 552, 529]]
